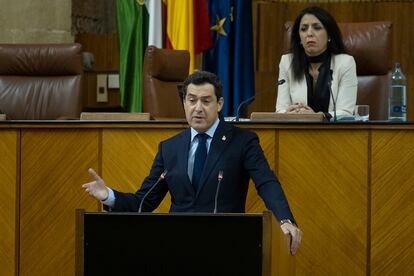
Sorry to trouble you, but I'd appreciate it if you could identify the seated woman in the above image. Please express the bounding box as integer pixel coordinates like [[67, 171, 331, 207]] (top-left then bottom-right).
[[276, 6, 357, 121]]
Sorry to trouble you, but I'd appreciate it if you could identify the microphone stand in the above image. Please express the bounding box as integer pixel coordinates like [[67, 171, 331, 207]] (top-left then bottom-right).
[[138, 170, 168, 213], [235, 98, 255, 122], [235, 79, 286, 121], [213, 170, 224, 214], [328, 70, 337, 122]]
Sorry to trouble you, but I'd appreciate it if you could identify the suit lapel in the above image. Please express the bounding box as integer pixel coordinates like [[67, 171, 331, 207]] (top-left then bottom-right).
[[195, 121, 233, 197]]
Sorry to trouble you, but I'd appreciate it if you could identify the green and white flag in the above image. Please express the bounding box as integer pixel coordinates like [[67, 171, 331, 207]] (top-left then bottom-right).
[[117, 0, 162, 112]]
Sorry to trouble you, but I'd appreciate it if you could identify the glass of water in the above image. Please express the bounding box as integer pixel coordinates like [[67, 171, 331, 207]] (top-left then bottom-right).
[[354, 105, 369, 121]]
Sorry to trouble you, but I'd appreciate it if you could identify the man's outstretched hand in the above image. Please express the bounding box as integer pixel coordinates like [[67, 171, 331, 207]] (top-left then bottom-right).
[[82, 168, 109, 201]]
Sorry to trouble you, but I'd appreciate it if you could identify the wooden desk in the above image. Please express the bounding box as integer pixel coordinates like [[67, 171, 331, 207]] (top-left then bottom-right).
[[1, 121, 413, 276]]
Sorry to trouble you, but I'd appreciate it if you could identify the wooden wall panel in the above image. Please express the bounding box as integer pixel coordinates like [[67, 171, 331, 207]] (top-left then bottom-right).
[[371, 130, 414, 276], [251, 1, 414, 121], [246, 130, 277, 214], [248, 72, 279, 117], [75, 33, 119, 72], [3, 123, 413, 275], [278, 130, 368, 275], [102, 129, 181, 212], [82, 72, 121, 109], [19, 129, 99, 276], [0, 130, 17, 276], [76, 33, 121, 110]]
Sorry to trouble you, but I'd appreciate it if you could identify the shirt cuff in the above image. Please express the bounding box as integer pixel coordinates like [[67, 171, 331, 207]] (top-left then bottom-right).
[[101, 187, 115, 207]]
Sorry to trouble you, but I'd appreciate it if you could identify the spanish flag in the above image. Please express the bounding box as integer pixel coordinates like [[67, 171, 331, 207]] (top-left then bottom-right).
[[164, 0, 212, 72]]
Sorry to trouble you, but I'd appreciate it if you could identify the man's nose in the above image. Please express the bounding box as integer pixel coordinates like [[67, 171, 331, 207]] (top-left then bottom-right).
[[195, 100, 203, 111]]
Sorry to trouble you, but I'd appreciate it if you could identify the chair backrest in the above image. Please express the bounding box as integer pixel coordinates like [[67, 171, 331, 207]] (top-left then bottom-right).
[[142, 45, 190, 119], [284, 21, 392, 120], [0, 43, 83, 120]]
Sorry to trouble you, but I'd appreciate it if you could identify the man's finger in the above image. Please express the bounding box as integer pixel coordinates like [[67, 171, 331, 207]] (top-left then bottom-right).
[[281, 227, 289, 235], [290, 235, 299, 255], [290, 229, 302, 255], [88, 168, 102, 182], [82, 181, 95, 189]]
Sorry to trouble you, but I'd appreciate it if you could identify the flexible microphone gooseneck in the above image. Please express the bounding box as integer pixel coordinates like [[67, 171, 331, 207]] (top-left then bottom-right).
[[328, 69, 337, 122], [235, 79, 286, 121], [138, 170, 168, 213], [213, 170, 224, 214]]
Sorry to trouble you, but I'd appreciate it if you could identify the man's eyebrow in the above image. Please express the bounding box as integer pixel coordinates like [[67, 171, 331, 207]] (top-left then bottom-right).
[[186, 94, 213, 99]]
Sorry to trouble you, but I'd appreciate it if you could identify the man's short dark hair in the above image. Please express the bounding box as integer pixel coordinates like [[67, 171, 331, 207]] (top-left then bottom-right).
[[181, 70, 223, 100]]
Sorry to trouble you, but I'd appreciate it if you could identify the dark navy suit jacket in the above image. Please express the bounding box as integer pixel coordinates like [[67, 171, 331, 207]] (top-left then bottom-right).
[[112, 121, 295, 222]]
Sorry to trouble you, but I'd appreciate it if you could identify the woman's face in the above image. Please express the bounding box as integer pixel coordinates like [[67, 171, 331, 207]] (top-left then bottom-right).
[[299, 14, 328, 56]]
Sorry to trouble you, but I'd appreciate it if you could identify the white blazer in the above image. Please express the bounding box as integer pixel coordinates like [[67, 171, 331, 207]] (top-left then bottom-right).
[[276, 53, 358, 117]]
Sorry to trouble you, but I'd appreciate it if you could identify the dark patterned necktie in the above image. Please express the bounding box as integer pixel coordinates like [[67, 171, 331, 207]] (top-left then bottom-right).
[[192, 133, 208, 190]]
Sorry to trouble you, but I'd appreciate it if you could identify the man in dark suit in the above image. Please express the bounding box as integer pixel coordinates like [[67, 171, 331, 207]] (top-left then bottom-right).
[[83, 70, 302, 254]]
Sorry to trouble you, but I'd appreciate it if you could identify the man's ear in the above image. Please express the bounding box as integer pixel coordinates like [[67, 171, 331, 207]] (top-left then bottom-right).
[[217, 97, 224, 112]]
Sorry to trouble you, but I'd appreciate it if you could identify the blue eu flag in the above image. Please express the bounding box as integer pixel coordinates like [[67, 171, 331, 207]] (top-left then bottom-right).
[[203, 0, 255, 117]]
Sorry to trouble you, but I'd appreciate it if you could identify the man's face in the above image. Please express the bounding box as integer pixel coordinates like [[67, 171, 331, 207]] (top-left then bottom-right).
[[183, 83, 224, 133]]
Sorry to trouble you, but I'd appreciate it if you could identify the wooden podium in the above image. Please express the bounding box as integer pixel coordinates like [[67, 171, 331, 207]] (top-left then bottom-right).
[[250, 112, 325, 122], [76, 210, 294, 276]]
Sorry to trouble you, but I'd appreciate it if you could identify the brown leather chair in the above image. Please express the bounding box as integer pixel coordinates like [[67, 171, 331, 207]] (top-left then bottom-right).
[[284, 21, 392, 120], [0, 43, 83, 120], [142, 45, 190, 119]]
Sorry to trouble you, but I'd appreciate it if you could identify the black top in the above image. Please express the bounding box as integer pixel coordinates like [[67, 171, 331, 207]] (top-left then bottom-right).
[[305, 51, 332, 119]]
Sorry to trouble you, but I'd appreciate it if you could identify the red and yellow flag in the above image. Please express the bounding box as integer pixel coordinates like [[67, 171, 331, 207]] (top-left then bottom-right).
[[164, 0, 212, 72]]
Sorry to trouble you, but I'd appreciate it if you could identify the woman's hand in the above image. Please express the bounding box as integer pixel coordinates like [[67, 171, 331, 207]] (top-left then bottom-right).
[[286, 103, 314, 113]]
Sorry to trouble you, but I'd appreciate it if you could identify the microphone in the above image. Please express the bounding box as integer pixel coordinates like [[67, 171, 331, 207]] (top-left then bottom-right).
[[235, 79, 286, 121], [138, 170, 168, 213], [213, 170, 223, 214], [328, 70, 337, 122]]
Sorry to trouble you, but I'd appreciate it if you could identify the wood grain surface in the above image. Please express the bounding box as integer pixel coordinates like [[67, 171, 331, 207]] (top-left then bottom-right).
[[279, 129, 369, 275], [371, 130, 414, 276], [0, 130, 17, 276], [1, 122, 413, 275], [102, 128, 180, 212], [19, 129, 99, 276]]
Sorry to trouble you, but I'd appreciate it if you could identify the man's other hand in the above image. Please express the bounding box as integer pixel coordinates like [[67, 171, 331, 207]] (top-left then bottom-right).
[[281, 222, 303, 255]]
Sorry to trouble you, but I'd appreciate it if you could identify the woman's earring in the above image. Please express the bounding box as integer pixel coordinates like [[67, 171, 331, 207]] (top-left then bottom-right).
[[328, 38, 331, 42]]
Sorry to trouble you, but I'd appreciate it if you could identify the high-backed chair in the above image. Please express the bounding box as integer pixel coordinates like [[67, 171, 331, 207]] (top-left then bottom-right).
[[142, 45, 190, 119], [0, 43, 83, 120], [284, 21, 392, 120]]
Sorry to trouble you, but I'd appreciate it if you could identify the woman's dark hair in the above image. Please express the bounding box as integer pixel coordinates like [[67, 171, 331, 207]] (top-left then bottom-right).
[[290, 6, 347, 81], [181, 70, 223, 100]]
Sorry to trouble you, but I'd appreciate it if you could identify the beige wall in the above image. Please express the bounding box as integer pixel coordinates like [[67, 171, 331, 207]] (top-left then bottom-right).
[[0, 0, 73, 43]]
